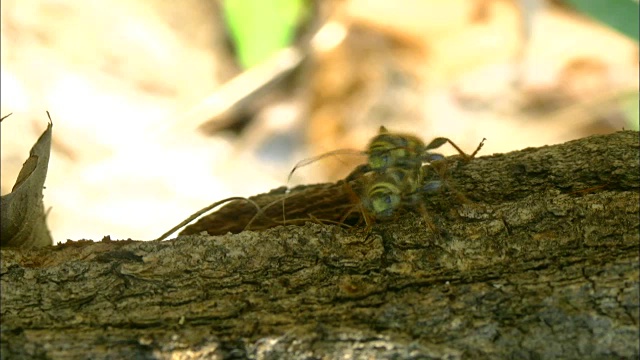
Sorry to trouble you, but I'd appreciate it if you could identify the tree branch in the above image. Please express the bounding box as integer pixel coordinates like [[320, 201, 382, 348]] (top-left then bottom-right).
[[1, 131, 638, 359]]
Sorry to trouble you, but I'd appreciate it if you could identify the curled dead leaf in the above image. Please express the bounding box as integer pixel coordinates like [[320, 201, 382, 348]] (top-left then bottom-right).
[[0, 114, 54, 248]]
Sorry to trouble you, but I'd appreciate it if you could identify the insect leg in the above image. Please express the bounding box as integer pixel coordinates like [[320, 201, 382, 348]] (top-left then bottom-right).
[[417, 202, 439, 235], [424, 160, 471, 205], [425, 137, 486, 162], [469, 138, 487, 159], [339, 180, 368, 227]]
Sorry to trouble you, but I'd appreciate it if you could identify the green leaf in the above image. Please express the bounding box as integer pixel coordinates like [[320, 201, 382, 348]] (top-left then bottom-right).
[[222, 0, 307, 69], [564, 0, 639, 41], [620, 92, 640, 130]]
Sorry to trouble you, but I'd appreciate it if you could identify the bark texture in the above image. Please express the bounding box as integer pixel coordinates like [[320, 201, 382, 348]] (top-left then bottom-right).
[[1, 131, 639, 360]]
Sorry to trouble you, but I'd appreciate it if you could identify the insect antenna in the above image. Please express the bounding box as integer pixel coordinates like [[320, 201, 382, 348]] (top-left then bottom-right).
[[286, 148, 366, 183], [155, 196, 265, 241], [283, 148, 366, 227]]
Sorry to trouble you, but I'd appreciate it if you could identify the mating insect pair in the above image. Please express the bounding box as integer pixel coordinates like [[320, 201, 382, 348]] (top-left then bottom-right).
[[158, 126, 484, 240], [330, 126, 485, 230]]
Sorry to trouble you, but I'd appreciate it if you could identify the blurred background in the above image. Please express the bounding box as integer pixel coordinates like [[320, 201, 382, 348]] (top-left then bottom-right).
[[1, 0, 638, 243]]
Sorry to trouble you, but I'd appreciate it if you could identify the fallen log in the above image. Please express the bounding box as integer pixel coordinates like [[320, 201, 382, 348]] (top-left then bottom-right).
[[1, 131, 638, 359]]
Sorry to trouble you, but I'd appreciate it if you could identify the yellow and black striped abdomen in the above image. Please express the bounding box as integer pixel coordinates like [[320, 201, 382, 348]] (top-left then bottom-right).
[[362, 167, 422, 219]]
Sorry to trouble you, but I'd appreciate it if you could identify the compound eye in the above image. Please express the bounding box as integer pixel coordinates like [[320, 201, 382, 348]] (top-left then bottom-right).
[[371, 192, 400, 218], [423, 180, 442, 193], [381, 154, 390, 166], [424, 153, 445, 162], [370, 152, 391, 170], [372, 195, 388, 211]]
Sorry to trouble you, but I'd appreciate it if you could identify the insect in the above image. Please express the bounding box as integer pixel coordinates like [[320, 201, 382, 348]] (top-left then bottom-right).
[[281, 126, 487, 231], [289, 126, 480, 183], [156, 196, 266, 240], [345, 152, 466, 231], [350, 165, 444, 229], [176, 182, 364, 236], [346, 126, 484, 179], [337, 126, 485, 229], [173, 127, 485, 237]]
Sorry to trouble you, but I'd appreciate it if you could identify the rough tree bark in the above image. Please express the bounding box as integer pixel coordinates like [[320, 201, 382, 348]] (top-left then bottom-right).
[[1, 131, 638, 360]]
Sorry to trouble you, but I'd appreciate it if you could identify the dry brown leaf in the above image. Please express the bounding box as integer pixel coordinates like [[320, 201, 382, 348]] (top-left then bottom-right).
[[0, 115, 53, 248]]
